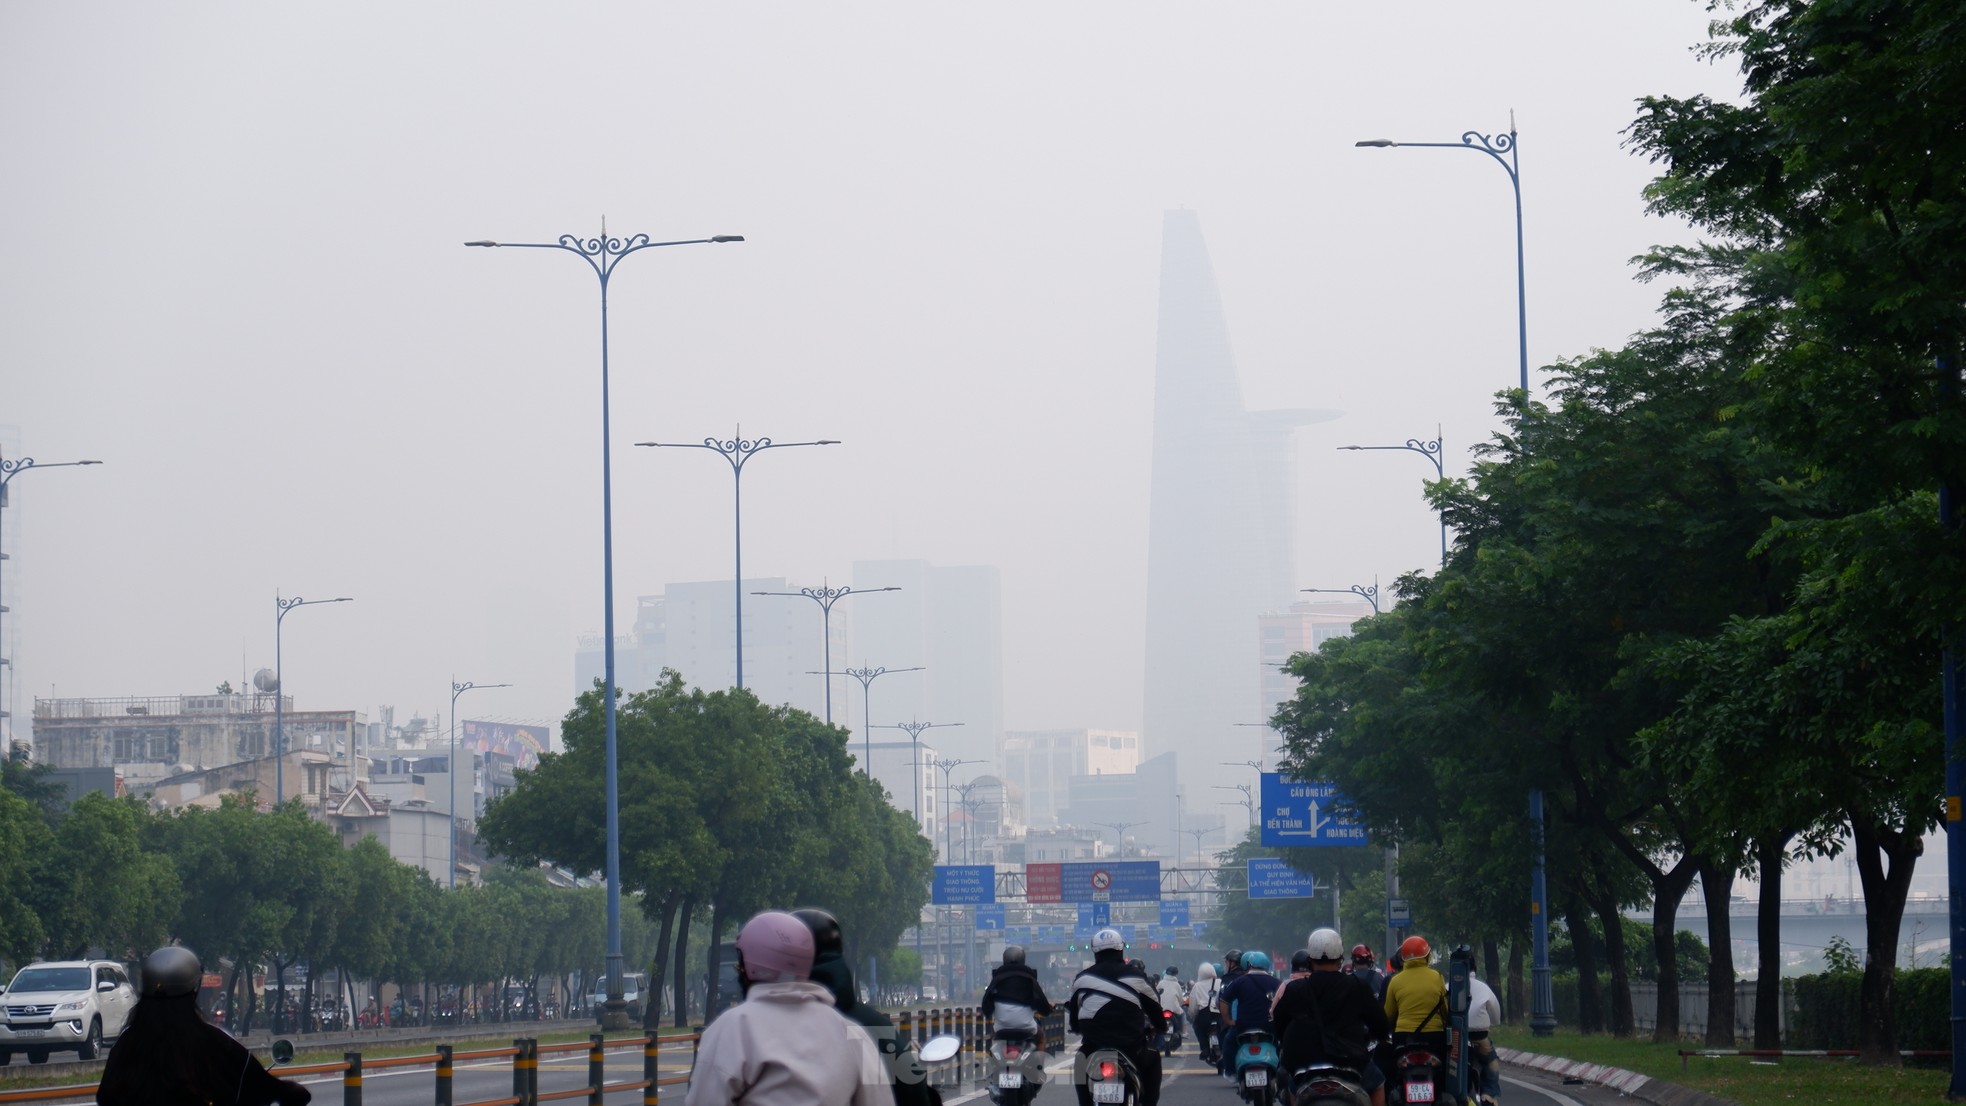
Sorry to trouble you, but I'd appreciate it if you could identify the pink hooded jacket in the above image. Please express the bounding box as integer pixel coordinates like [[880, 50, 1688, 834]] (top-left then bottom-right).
[[684, 980, 892, 1106]]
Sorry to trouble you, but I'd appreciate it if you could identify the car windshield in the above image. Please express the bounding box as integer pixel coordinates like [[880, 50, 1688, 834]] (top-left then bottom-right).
[[9, 967, 92, 993]]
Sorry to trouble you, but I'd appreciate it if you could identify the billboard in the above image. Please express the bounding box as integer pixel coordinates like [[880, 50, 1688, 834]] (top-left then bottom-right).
[[460, 721, 549, 772]]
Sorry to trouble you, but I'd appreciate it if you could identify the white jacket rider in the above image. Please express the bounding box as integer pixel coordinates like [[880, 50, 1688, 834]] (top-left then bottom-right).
[[686, 911, 889, 1106], [1186, 962, 1218, 1014], [1155, 970, 1186, 1024]]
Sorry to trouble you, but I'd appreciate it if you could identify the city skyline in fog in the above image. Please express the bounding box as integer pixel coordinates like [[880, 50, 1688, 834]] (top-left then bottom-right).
[[4, 2, 1742, 756]]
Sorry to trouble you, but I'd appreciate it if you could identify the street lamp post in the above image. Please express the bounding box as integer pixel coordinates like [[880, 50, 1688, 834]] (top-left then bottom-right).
[[754, 584, 899, 727], [448, 679, 511, 889], [0, 456, 101, 727], [929, 755, 983, 998], [1181, 826, 1218, 867], [636, 428, 838, 689], [274, 595, 352, 806], [1338, 431, 1448, 567], [1215, 783, 1255, 832], [1303, 583, 1381, 615], [469, 224, 744, 1030], [841, 664, 925, 777], [1095, 820, 1147, 859], [1357, 120, 1553, 1035], [878, 719, 961, 821]]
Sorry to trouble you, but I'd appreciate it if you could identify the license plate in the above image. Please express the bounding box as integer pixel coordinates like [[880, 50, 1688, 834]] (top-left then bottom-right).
[[1092, 1080, 1127, 1103], [1244, 1069, 1269, 1087], [998, 1073, 1022, 1088], [12, 1030, 45, 1038], [1406, 1080, 1435, 1103]]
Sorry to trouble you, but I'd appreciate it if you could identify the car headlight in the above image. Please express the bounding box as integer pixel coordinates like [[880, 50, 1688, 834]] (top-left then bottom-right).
[[55, 1001, 86, 1013]]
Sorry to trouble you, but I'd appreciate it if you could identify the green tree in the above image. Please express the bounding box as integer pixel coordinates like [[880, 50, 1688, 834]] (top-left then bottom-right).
[[0, 789, 51, 962], [31, 793, 179, 960]]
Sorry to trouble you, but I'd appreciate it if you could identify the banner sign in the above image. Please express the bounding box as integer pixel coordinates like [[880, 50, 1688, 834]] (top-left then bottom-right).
[[1247, 857, 1318, 899], [932, 865, 996, 904], [1026, 860, 1162, 903], [461, 720, 549, 771]]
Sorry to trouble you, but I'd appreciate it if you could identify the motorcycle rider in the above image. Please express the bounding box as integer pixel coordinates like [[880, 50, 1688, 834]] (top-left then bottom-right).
[[1346, 945, 1387, 1005], [1214, 951, 1245, 1076], [1465, 968, 1503, 1106], [1382, 936, 1451, 1091], [1186, 962, 1221, 1064], [981, 944, 1056, 1048], [1272, 929, 1390, 1106], [1065, 928, 1163, 1106], [686, 911, 889, 1106], [1215, 950, 1281, 1079], [796, 908, 934, 1106], [1270, 951, 1313, 1014], [1154, 967, 1186, 1052]]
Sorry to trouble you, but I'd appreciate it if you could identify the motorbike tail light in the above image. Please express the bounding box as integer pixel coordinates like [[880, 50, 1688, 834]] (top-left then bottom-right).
[[1006, 1045, 1022, 1059], [1099, 1060, 1117, 1080], [1406, 1050, 1439, 1067], [1246, 1043, 1261, 1055]]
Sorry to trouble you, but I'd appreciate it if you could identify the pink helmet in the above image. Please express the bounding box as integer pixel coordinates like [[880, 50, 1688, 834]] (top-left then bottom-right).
[[736, 911, 815, 983]]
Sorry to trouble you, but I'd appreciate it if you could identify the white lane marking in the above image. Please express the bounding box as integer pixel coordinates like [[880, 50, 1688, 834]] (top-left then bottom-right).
[[1504, 1072, 1588, 1106]]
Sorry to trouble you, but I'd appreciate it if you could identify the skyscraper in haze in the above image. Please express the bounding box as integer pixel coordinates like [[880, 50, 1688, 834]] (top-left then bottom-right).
[[1142, 210, 1335, 795]]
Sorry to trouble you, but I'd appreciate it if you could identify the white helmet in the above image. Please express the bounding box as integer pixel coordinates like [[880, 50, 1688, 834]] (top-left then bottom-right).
[[1307, 928, 1345, 963], [1091, 927, 1125, 953]]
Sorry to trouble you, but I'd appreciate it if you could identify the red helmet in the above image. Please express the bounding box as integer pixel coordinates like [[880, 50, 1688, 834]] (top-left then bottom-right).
[[1398, 936, 1431, 962], [1350, 944, 1374, 963], [736, 911, 815, 983]]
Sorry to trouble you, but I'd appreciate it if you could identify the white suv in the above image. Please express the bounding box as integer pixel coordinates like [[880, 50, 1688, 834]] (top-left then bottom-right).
[[0, 960, 138, 1064]]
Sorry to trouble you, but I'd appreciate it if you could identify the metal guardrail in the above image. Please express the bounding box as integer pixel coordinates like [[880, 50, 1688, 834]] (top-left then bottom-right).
[[0, 1004, 1047, 1106]]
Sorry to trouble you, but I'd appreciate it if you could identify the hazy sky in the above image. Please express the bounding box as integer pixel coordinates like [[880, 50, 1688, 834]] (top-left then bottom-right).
[[4, 2, 1740, 745]]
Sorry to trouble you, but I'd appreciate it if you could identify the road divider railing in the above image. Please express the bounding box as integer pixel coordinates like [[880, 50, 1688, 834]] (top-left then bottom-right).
[[0, 1004, 1061, 1106], [1676, 1047, 1951, 1070]]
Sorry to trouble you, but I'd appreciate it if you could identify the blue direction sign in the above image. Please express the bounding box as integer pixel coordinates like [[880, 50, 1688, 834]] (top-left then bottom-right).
[[932, 864, 997, 905], [976, 904, 1007, 930], [1260, 773, 1369, 847], [1077, 902, 1112, 931], [1059, 860, 1161, 903], [1160, 900, 1191, 927], [1247, 857, 1318, 900], [1041, 925, 1067, 944], [1003, 926, 1034, 946]]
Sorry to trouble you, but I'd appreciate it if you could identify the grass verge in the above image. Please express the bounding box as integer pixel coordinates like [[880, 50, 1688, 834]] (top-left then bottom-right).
[[1491, 1026, 1950, 1106]]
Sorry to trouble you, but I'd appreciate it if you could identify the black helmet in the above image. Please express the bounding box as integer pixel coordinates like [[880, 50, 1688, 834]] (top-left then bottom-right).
[[1225, 949, 1243, 968], [1003, 945, 1027, 965], [143, 946, 202, 998], [1127, 958, 1147, 974], [792, 908, 844, 956], [1165, 966, 1180, 976], [1290, 950, 1314, 973]]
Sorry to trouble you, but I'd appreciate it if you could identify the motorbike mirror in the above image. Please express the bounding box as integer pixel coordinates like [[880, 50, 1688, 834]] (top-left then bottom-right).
[[918, 1035, 962, 1064], [271, 1039, 295, 1065]]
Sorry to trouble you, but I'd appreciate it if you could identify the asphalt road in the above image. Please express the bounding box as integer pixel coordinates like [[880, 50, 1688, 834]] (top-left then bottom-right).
[[16, 1038, 1653, 1106]]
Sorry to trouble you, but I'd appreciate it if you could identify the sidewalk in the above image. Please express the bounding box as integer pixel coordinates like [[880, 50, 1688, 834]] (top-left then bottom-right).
[[1500, 1046, 1740, 1106]]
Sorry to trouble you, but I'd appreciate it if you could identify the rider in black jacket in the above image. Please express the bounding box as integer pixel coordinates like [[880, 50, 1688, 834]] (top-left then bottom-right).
[[981, 946, 1055, 1044], [1066, 929, 1163, 1106]]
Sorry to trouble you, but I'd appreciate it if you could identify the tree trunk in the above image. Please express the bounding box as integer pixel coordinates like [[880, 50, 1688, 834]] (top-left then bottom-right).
[[1851, 814, 1921, 1065], [1696, 858, 1738, 1045], [673, 896, 697, 1028], [702, 898, 726, 1024], [224, 962, 244, 1032], [1753, 833, 1793, 1049], [645, 894, 678, 1030], [1565, 899, 1604, 1033], [302, 970, 317, 1034], [1507, 932, 1526, 1025], [1481, 940, 1503, 1019], [1645, 855, 1700, 1042], [1584, 876, 1634, 1037]]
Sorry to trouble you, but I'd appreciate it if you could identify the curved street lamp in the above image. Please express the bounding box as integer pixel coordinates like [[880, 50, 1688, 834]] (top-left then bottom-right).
[[448, 679, 511, 889], [636, 428, 838, 689], [1303, 582, 1380, 616], [1338, 431, 1448, 567], [842, 665, 926, 778], [469, 224, 743, 1030], [0, 456, 101, 725], [878, 718, 962, 820], [274, 594, 352, 805], [755, 583, 900, 726]]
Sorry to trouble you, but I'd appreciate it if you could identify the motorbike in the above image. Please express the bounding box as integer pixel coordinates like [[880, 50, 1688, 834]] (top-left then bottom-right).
[[1191, 1011, 1220, 1065], [1084, 1048, 1141, 1106], [1389, 1041, 1449, 1105], [1289, 1060, 1372, 1106], [988, 1029, 1042, 1106], [1154, 1009, 1183, 1057], [1231, 1028, 1281, 1106]]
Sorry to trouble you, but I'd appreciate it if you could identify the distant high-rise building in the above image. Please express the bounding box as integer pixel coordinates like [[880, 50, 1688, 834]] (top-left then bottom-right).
[[1142, 210, 1337, 797], [847, 560, 1003, 766], [1001, 728, 1140, 828], [573, 578, 841, 720]]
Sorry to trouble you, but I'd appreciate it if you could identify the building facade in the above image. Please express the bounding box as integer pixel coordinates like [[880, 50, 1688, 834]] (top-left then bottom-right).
[[847, 559, 1004, 768], [1001, 728, 1140, 829]]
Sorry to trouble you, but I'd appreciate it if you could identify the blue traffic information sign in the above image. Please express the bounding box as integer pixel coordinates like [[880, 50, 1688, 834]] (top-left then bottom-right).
[[932, 864, 997, 904], [1160, 900, 1191, 927], [1260, 773, 1369, 847], [976, 903, 1007, 930], [1247, 857, 1318, 900], [1077, 902, 1112, 931]]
